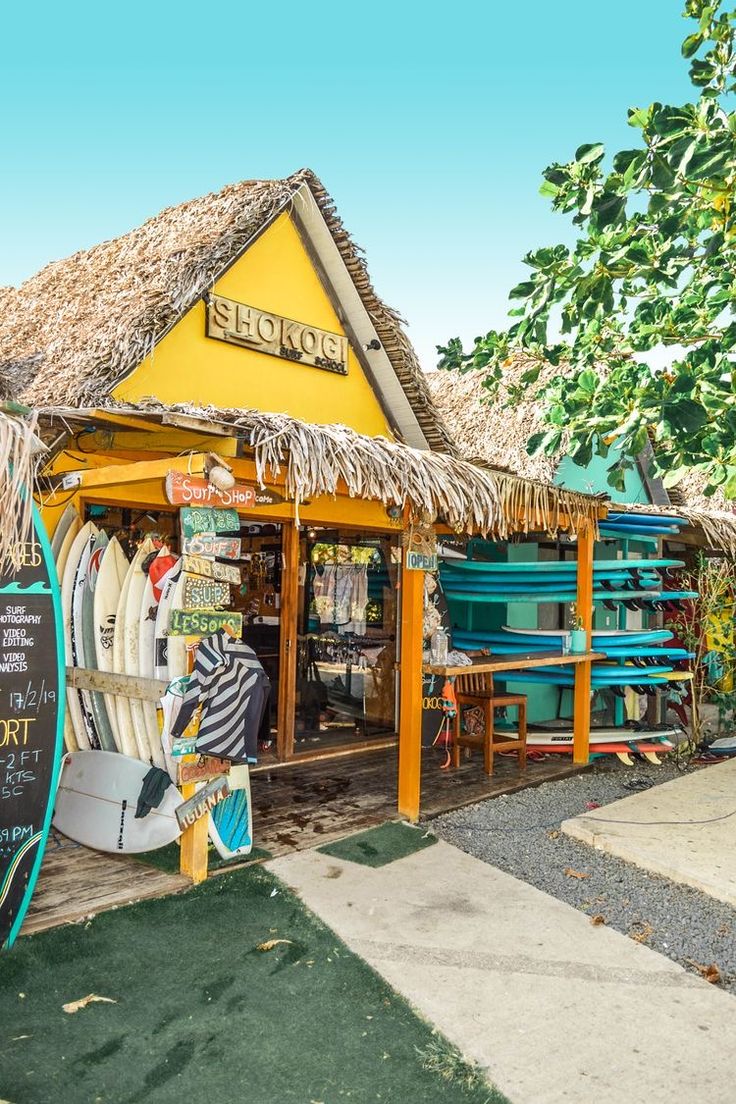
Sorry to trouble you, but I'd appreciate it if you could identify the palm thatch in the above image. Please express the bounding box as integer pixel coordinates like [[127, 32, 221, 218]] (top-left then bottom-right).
[[1, 170, 455, 453], [0, 409, 43, 573], [36, 401, 603, 539], [428, 366, 736, 552]]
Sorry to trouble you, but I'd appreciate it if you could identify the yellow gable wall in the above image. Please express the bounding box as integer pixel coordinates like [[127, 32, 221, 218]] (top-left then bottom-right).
[[113, 212, 392, 438]]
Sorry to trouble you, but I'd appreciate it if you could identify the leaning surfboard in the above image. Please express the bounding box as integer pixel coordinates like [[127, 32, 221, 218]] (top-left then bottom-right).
[[0, 503, 65, 949]]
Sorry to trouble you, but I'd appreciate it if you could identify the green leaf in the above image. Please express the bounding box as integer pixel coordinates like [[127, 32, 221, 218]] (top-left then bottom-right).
[[575, 142, 605, 164], [526, 432, 547, 455], [682, 31, 704, 57]]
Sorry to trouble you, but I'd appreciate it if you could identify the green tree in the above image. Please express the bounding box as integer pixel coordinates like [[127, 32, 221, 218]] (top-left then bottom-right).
[[439, 2, 736, 496]]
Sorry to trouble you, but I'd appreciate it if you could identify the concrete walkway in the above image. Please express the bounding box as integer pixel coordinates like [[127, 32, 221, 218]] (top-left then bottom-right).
[[562, 759, 736, 907], [269, 841, 736, 1104]]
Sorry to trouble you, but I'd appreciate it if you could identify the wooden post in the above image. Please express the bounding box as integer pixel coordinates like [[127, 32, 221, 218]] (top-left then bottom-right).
[[277, 521, 299, 760], [179, 781, 209, 884], [398, 566, 424, 821], [573, 522, 594, 763]]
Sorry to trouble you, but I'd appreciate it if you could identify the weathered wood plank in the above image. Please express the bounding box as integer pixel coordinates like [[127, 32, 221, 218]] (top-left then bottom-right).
[[66, 666, 168, 702]]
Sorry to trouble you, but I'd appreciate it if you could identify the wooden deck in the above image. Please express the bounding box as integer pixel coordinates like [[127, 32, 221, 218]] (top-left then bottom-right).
[[20, 748, 587, 936]]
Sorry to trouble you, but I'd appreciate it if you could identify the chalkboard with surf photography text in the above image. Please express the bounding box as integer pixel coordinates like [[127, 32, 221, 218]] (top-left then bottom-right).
[[0, 509, 64, 950]]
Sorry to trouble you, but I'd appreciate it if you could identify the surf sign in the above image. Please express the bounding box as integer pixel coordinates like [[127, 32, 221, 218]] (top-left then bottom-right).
[[0, 506, 64, 949]]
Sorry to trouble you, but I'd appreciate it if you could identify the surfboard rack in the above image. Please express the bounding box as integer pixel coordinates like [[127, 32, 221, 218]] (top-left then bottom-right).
[[65, 666, 208, 884]]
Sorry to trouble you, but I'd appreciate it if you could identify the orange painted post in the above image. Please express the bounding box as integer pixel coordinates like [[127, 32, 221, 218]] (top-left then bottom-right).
[[397, 566, 425, 821], [573, 522, 594, 763], [179, 782, 209, 884]]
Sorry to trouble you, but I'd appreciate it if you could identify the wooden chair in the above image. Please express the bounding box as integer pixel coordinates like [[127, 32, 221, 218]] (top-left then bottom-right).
[[452, 670, 527, 776]]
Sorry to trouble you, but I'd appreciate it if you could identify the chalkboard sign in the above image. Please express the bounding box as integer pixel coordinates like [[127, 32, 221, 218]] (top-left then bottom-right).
[[0, 503, 64, 949]]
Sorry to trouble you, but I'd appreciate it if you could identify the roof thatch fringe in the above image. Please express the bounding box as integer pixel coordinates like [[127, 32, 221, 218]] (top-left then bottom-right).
[[58, 400, 599, 538], [618, 502, 736, 555], [0, 409, 42, 573]]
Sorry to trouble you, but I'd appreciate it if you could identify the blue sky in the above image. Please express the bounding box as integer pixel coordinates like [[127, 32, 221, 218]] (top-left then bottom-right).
[[1, 1, 694, 372]]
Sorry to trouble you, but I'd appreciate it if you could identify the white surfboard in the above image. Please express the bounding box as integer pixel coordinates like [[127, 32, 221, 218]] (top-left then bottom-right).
[[166, 571, 188, 680], [526, 727, 681, 746], [81, 531, 118, 751], [138, 547, 169, 769], [112, 551, 139, 759], [53, 751, 182, 853], [61, 522, 99, 751], [124, 538, 156, 762], [94, 536, 129, 752], [71, 527, 104, 750], [51, 502, 78, 559], [153, 560, 181, 681]]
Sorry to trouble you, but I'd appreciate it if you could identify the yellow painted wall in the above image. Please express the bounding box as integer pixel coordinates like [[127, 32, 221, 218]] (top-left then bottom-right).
[[113, 213, 392, 438]]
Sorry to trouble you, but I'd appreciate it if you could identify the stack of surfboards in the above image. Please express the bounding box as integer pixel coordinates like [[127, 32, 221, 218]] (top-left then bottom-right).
[[439, 557, 696, 610]]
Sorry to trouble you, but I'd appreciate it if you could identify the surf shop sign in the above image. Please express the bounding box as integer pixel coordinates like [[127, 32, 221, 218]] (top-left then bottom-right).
[[206, 294, 349, 376], [166, 472, 284, 511]]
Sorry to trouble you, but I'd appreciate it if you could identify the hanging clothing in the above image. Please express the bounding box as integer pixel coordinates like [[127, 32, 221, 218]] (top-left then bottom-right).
[[170, 630, 270, 764], [346, 564, 369, 635]]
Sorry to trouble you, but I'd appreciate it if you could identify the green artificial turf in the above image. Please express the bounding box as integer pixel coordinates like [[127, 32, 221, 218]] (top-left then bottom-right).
[[129, 840, 271, 875], [0, 866, 507, 1104], [317, 821, 438, 868]]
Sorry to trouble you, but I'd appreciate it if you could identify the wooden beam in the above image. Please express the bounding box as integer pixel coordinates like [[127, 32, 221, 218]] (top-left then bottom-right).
[[178, 782, 209, 884], [277, 522, 299, 759], [573, 523, 594, 764], [67, 666, 168, 703], [397, 566, 425, 821]]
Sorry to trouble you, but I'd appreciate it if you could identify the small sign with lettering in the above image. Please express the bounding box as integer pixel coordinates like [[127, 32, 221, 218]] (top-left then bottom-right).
[[182, 574, 231, 611], [181, 555, 241, 585], [405, 550, 438, 572], [169, 609, 243, 638], [207, 293, 349, 375], [181, 535, 242, 561], [176, 775, 230, 830], [177, 756, 231, 786], [179, 506, 239, 539], [166, 472, 284, 510]]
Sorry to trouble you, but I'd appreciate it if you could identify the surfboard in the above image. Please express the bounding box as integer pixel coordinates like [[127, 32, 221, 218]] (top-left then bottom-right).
[[54, 514, 82, 586], [439, 574, 662, 593], [442, 588, 697, 604], [606, 512, 687, 527], [61, 522, 99, 751], [52, 751, 182, 853], [153, 560, 181, 681], [71, 527, 105, 751], [209, 764, 253, 860], [437, 557, 685, 574], [501, 628, 674, 641], [80, 531, 118, 752], [524, 727, 680, 746], [527, 740, 674, 756], [50, 503, 78, 559], [0, 500, 65, 950], [93, 536, 129, 752], [123, 538, 156, 762], [166, 572, 188, 680], [111, 548, 139, 759], [138, 547, 168, 769]]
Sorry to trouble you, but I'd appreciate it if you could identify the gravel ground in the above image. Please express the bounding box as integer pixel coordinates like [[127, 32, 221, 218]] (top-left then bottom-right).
[[428, 761, 736, 993]]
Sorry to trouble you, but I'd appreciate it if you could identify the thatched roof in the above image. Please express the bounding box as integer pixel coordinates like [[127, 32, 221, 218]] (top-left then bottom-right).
[[36, 401, 604, 539], [425, 364, 562, 481], [0, 408, 44, 572], [428, 364, 736, 552], [1, 170, 455, 453]]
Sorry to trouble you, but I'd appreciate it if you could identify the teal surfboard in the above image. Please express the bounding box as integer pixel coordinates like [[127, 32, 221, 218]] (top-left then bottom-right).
[[438, 558, 685, 574], [443, 589, 697, 604], [1, 501, 65, 950]]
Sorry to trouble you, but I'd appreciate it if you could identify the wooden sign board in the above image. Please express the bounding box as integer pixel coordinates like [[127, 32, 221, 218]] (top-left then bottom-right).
[[206, 293, 349, 376], [166, 472, 284, 510], [182, 574, 231, 611], [0, 515, 64, 950], [181, 555, 241, 585], [179, 506, 239, 538], [169, 609, 243, 638], [176, 775, 230, 830], [181, 535, 241, 561], [406, 550, 438, 572], [177, 756, 231, 786]]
